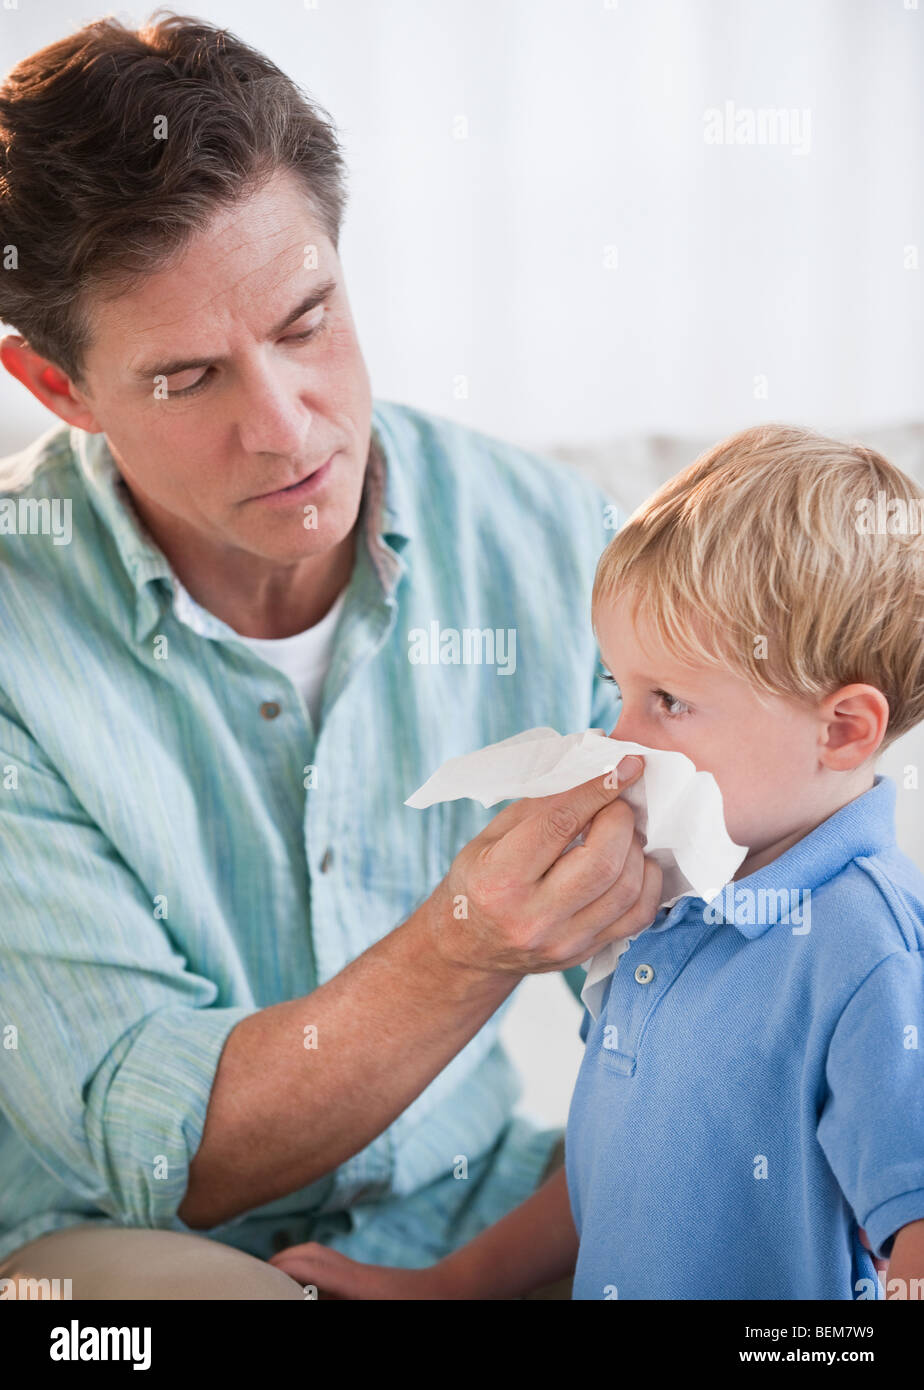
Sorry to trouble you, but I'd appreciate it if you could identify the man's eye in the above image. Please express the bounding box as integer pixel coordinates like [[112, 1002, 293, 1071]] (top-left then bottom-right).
[[285, 323, 323, 344], [171, 368, 212, 397], [170, 317, 327, 397], [598, 671, 620, 689], [285, 311, 327, 345]]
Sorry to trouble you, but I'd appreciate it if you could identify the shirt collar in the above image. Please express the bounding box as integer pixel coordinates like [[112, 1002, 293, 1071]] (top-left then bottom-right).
[[71, 402, 415, 644], [371, 400, 416, 552], [685, 774, 898, 939]]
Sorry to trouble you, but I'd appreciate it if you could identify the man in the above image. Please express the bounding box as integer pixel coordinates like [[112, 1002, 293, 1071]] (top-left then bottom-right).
[[0, 13, 660, 1299]]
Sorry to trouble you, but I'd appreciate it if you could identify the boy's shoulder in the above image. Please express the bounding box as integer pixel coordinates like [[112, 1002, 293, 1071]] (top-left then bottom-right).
[[809, 835, 924, 981]]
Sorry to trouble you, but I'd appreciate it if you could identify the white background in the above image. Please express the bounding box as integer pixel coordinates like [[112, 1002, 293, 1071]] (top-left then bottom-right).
[[1, 0, 921, 451]]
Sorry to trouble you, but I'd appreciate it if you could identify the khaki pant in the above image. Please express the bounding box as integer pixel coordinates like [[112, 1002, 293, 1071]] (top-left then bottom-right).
[[0, 1140, 571, 1301], [0, 1223, 306, 1300]]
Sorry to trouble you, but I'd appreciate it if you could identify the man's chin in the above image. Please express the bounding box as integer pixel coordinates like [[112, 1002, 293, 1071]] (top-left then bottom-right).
[[232, 513, 358, 568]]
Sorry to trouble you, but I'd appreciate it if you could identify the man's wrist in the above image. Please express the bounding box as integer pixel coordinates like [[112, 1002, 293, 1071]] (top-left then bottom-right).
[[405, 879, 521, 1008]]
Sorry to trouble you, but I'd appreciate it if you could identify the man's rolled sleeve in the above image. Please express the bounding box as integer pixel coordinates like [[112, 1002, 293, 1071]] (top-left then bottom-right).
[[0, 703, 255, 1234], [816, 950, 924, 1260], [82, 1003, 254, 1230]]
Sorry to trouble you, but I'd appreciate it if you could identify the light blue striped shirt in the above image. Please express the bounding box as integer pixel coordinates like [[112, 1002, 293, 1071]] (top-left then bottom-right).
[[0, 398, 621, 1267]]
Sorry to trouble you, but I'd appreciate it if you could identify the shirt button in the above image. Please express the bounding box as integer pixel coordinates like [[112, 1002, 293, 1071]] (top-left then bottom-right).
[[634, 963, 655, 984], [319, 847, 334, 873], [271, 1228, 294, 1253], [260, 701, 281, 720]]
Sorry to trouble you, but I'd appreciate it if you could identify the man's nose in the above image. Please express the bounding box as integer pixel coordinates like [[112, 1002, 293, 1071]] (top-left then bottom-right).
[[237, 367, 313, 458]]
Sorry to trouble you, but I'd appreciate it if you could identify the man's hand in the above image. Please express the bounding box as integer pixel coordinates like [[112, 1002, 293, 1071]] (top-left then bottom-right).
[[178, 757, 660, 1231], [267, 1243, 457, 1300], [424, 754, 663, 976]]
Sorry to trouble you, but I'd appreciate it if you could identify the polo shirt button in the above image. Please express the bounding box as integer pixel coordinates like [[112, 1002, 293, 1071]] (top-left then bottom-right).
[[271, 1228, 294, 1252], [319, 847, 334, 873], [634, 963, 655, 984], [260, 701, 281, 720]]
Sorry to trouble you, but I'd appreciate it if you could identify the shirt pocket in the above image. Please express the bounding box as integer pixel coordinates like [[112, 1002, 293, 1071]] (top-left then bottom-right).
[[349, 801, 471, 925]]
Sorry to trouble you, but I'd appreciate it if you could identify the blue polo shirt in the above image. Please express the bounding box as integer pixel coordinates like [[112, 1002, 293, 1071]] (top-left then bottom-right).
[[566, 774, 924, 1300]]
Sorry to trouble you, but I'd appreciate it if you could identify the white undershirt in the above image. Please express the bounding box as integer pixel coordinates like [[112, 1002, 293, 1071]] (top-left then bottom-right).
[[235, 588, 348, 726]]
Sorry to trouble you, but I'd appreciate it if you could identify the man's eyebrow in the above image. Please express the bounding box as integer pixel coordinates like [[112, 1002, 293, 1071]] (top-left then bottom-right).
[[130, 277, 338, 381]]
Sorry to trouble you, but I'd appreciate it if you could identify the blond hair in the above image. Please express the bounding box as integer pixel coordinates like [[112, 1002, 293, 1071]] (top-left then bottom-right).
[[592, 425, 924, 751]]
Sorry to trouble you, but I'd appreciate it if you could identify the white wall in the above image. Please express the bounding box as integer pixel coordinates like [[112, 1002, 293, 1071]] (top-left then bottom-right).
[[1, 0, 921, 454]]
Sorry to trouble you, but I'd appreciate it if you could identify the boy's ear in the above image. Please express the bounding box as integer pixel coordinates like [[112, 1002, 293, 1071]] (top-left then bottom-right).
[[818, 684, 889, 770], [0, 334, 103, 433]]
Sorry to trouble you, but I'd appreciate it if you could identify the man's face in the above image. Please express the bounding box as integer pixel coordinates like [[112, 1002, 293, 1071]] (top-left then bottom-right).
[[71, 168, 372, 567], [594, 593, 826, 859]]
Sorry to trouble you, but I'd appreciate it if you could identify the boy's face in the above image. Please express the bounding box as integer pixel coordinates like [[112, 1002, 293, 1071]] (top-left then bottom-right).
[[594, 595, 829, 862]]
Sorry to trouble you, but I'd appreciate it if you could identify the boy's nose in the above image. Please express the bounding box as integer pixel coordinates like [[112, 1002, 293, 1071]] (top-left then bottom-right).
[[609, 712, 636, 743], [609, 711, 659, 751]]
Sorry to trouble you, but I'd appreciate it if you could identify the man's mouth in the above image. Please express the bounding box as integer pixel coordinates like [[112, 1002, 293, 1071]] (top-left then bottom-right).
[[247, 453, 337, 504]]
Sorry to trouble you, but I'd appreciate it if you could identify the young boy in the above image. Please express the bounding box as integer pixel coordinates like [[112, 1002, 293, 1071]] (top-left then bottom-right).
[[270, 425, 924, 1299]]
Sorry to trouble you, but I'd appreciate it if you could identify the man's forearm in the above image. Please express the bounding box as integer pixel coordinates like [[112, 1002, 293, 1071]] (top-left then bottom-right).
[[178, 886, 517, 1229], [434, 1165, 578, 1299]]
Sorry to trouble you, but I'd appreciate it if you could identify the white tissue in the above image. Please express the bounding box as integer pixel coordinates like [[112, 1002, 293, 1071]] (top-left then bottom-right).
[[405, 726, 748, 1018]]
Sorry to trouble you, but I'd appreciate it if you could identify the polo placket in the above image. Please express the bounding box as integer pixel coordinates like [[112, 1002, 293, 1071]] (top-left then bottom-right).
[[593, 899, 716, 1076]]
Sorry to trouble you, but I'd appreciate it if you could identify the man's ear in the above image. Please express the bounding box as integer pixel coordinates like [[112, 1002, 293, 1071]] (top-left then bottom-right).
[[0, 334, 103, 433], [817, 683, 889, 771]]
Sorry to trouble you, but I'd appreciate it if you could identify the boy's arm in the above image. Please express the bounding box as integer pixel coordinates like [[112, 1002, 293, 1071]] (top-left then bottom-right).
[[816, 950, 924, 1296], [881, 1218, 924, 1298], [438, 1165, 577, 1298], [268, 1165, 577, 1299]]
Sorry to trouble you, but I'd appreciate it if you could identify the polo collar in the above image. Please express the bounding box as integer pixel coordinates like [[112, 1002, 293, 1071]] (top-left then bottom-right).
[[689, 775, 897, 939], [71, 402, 415, 644]]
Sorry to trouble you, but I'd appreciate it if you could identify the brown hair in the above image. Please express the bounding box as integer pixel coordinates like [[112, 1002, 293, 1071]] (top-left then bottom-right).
[[0, 10, 348, 388], [593, 424, 924, 752]]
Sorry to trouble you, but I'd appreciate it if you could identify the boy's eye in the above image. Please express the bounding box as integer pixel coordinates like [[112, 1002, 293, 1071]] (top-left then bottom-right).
[[654, 689, 690, 718], [597, 671, 690, 719]]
